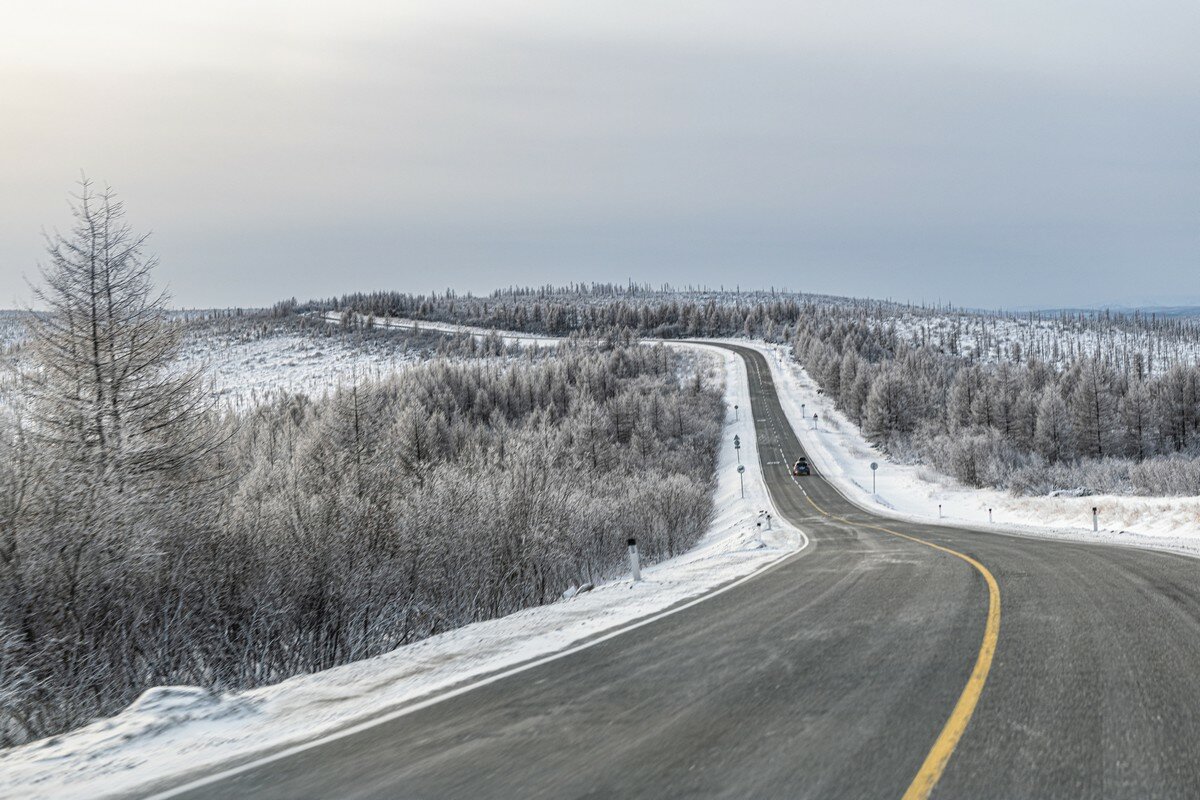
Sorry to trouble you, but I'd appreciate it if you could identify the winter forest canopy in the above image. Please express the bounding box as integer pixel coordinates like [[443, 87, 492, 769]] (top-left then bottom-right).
[[314, 284, 1200, 496]]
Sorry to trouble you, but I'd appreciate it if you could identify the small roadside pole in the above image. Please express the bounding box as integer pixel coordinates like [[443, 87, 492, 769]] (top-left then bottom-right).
[[812, 413, 819, 430], [738, 464, 746, 498], [989, 508, 994, 523], [627, 538, 641, 582], [802, 402, 806, 419], [765, 512, 772, 531], [870, 461, 878, 495], [1093, 507, 1099, 532], [938, 504, 943, 519], [734, 434, 742, 465], [734, 403, 739, 421]]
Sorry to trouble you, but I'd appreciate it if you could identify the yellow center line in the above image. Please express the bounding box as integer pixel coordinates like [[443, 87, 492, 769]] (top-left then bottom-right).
[[790, 459, 1000, 800], [745, 344, 1000, 798]]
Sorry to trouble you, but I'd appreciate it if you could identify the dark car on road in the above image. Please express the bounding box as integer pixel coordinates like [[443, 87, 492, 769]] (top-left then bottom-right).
[[793, 457, 810, 476]]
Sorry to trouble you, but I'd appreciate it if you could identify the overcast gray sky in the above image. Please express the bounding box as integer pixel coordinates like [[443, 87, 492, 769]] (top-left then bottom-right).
[[2, 1, 1197, 309]]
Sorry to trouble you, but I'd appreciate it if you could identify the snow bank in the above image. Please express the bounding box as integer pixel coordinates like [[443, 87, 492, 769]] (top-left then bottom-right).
[[744, 341, 1200, 557], [0, 345, 805, 800]]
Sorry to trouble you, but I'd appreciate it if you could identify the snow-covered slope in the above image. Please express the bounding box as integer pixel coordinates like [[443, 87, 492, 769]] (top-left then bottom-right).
[[179, 325, 421, 410], [0, 344, 806, 800]]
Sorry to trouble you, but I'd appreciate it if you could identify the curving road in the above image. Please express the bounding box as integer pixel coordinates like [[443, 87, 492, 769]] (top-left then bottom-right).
[[149, 344, 1200, 799]]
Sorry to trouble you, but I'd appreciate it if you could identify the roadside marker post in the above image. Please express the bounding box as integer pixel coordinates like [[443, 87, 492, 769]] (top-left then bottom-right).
[[870, 461, 878, 495], [627, 538, 641, 582], [938, 504, 943, 519], [734, 434, 741, 465], [734, 403, 739, 421], [737, 464, 745, 499], [766, 513, 772, 531], [1093, 507, 1098, 532], [988, 508, 993, 523]]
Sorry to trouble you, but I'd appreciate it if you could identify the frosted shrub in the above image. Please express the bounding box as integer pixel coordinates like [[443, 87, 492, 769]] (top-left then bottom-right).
[[915, 428, 1030, 490], [1130, 455, 1200, 496], [0, 343, 724, 747]]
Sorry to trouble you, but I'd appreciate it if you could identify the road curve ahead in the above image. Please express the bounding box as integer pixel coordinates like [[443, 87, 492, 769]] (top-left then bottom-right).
[[150, 344, 1200, 800]]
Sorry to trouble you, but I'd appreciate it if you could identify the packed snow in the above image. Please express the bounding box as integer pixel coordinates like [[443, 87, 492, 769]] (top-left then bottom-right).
[[0, 344, 806, 800]]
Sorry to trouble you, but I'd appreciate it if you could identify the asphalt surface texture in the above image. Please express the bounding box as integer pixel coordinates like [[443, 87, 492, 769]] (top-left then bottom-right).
[[152, 344, 1200, 799]]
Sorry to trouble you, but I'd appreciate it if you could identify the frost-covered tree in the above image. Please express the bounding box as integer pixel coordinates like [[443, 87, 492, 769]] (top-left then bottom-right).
[[23, 178, 217, 493], [1154, 364, 1200, 453], [864, 366, 915, 442], [1069, 358, 1117, 458], [1034, 389, 1073, 463], [1119, 381, 1153, 460]]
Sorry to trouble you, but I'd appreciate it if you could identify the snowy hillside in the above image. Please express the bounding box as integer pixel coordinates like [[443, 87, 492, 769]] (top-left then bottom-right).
[[177, 317, 422, 409]]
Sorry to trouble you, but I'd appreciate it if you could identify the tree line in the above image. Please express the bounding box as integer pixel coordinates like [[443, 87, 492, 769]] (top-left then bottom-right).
[[790, 309, 1200, 496], [311, 284, 1200, 496]]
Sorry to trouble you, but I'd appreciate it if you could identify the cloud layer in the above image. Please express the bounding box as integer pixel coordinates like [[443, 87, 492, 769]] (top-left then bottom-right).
[[2, 1, 1196, 308]]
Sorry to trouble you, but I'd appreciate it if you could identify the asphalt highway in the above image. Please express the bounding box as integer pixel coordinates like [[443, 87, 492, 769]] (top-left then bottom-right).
[[151, 344, 1200, 799]]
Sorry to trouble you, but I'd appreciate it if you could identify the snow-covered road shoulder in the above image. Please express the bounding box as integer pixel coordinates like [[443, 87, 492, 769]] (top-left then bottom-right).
[[0, 345, 805, 800]]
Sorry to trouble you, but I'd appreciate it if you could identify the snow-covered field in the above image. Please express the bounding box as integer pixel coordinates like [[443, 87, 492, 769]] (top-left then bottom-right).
[[179, 325, 422, 409], [0, 314, 433, 410], [322, 312, 563, 348], [747, 341, 1200, 556], [0, 344, 806, 800]]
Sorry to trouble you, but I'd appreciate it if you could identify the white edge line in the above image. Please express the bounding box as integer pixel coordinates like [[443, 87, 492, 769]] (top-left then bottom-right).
[[145, 346, 811, 800]]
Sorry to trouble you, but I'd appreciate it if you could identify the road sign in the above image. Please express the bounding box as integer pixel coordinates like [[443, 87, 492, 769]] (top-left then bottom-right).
[[870, 462, 878, 471], [737, 465, 745, 474]]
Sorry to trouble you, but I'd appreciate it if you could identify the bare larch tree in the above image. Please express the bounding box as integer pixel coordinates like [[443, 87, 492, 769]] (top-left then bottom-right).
[[23, 177, 217, 494]]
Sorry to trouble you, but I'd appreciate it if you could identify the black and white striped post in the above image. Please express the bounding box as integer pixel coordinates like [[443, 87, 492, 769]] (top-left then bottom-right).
[[627, 538, 641, 582]]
